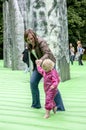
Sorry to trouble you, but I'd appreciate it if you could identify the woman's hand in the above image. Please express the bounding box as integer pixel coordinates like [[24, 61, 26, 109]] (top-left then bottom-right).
[[35, 59, 42, 66]]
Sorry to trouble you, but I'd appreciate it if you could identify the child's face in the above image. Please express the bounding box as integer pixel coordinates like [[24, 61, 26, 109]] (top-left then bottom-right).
[[43, 65, 51, 72]]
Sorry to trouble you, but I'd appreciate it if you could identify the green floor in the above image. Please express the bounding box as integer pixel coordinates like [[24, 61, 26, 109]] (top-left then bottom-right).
[[0, 60, 86, 130]]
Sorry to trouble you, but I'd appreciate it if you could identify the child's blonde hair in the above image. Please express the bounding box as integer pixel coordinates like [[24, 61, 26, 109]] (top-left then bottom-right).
[[42, 59, 55, 71], [77, 40, 81, 45]]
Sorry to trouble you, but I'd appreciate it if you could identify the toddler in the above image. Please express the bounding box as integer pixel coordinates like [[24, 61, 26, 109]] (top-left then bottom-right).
[[36, 59, 60, 118]]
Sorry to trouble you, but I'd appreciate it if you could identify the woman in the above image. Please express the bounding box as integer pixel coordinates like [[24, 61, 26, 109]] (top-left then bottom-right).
[[24, 29, 65, 111]]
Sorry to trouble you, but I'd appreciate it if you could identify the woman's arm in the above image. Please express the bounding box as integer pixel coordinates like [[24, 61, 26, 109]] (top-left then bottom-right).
[[39, 40, 53, 61]]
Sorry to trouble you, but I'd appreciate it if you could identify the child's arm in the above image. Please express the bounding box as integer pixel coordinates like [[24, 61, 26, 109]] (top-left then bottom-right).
[[37, 65, 45, 76], [36, 60, 45, 76], [50, 71, 60, 89]]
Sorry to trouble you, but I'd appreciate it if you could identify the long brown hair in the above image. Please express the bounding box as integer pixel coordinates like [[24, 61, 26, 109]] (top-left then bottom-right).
[[24, 29, 38, 43]]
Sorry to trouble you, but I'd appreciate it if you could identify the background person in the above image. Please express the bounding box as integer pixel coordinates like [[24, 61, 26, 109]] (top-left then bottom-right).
[[77, 41, 85, 65], [69, 43, 75, 65]]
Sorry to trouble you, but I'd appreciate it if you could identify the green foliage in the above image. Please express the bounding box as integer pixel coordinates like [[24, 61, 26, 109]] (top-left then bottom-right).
[[67, 0, 86, 46], [82, 54, 86, 60]]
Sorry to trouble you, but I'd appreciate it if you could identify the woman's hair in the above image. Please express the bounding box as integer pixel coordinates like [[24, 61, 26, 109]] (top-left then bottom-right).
[[42, 59, 55, 71], [24, 29, 37, 43]]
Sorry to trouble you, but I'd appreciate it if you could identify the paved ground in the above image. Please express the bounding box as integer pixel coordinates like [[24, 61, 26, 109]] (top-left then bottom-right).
[[0, 60, 86, 130]]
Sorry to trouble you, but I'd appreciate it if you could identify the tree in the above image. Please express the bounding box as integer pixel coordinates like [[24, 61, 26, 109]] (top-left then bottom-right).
[[0, 1, 3, 59], [2, 0, 70, 81]]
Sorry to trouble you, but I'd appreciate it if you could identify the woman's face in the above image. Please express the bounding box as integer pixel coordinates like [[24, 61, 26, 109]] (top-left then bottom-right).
[[27, 33, 35, 48]]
